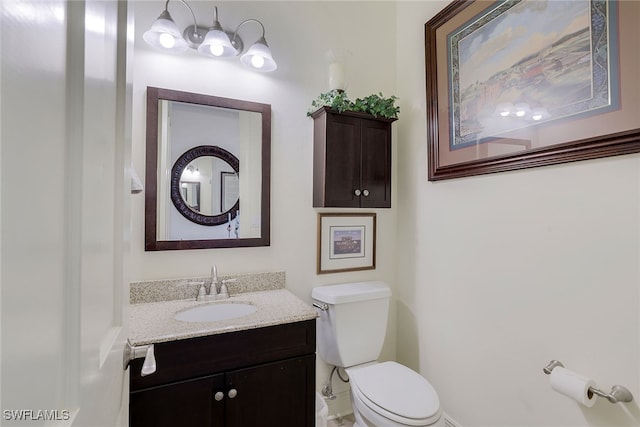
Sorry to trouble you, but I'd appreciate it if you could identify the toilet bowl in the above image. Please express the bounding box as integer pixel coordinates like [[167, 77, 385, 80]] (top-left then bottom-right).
[[347, 362, 443, 427], [312, 282, 444, 427]]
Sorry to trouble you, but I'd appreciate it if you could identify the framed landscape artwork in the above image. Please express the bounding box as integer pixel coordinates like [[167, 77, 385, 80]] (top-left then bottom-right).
[[425, 0, 640, 180], [317, 213, 376, 274]]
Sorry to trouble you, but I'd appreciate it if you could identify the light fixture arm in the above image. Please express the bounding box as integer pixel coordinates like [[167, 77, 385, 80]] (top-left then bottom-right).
[[162, 0, 204, 47], [212, 5, 221, 26], [230, 19, 266, 47], [208, 6, 229, 39], [175, 0, 198, 31]]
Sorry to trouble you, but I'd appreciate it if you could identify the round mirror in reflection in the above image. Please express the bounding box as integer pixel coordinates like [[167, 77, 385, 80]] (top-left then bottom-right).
[[171, 145, 239, 226], [179, 156, 239, 216]]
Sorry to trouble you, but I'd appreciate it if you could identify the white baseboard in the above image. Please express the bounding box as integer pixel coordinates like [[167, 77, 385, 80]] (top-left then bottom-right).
[[443, 412, 463, 427]]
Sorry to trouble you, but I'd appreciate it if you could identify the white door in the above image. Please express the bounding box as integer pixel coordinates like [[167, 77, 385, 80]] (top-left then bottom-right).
[[1, 1, 133, 425]]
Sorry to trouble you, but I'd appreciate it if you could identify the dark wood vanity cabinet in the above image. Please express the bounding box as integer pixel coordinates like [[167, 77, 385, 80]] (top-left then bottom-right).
[[312, 107, 397, 208], [129, 320, 316, 427]]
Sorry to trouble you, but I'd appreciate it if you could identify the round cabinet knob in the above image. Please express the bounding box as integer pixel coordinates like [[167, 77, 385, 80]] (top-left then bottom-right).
[[354, 189, 362, 196], [228, 388, 238, 399], [214, 391, 224, 402], [362, 189, 370, 197]]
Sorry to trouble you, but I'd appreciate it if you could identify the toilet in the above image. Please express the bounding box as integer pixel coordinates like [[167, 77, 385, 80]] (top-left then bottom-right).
[[312, 281, 444, 427]]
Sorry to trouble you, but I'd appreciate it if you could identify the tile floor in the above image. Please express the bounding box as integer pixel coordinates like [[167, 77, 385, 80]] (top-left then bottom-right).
[[327, 414, 355, 427]]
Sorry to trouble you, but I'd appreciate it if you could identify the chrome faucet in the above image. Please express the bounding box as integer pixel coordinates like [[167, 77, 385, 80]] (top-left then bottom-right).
[[211, 265, 220, 295], [197, 265, 232, 301], [196, 265, 222, 301]]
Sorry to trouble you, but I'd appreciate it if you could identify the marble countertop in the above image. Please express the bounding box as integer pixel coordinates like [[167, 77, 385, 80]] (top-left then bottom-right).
[[129, 288, 318, 346]]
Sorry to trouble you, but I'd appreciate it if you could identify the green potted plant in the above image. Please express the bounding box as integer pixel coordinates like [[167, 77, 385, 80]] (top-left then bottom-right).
[[307, 90, 399, 119], [351, 93, 400, 119]]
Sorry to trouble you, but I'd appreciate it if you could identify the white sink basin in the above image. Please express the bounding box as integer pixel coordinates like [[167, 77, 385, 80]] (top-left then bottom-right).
[[174, 303, 257, 323]]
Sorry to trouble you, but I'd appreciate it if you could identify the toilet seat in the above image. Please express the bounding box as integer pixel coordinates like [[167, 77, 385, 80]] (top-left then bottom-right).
[[347, 362, 441, 426]]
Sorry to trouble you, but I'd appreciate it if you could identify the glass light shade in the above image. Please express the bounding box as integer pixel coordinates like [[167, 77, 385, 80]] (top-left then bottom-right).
[[240, 37, 277, 72], [197, 28, 237, 58], [143, 12, 188, 52]]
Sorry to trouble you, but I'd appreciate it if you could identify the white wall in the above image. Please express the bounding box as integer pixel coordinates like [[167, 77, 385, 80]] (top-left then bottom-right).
[[395, 2, 640, 427], [131, 0, 398, 416]]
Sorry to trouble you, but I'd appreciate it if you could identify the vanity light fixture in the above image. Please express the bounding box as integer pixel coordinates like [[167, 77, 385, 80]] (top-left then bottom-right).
[[143, 0, 277, 72], [182, 165, 200, 180]]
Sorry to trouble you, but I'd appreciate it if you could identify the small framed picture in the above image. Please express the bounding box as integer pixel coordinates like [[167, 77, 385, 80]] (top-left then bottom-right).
[[317, 213, 376, 274]]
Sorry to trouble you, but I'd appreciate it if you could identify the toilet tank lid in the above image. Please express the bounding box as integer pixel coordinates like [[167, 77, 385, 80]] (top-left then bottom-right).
[[312, 281, 391, 304]]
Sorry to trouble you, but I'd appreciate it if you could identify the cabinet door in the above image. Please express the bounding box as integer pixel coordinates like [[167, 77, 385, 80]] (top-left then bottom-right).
[[360, 118, 391, 208], [323, 113, 362, 207], [130, 374, 225, 427], [225, 355, 315, 427]]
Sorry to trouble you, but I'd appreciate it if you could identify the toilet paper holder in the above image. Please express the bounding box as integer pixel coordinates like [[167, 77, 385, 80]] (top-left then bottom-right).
[[543, 360, 633, 404]]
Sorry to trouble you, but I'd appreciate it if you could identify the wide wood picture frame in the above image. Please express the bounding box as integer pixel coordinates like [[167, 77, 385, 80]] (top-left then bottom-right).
[[317, 213, 376, 274], [425, 0, 640, 181]]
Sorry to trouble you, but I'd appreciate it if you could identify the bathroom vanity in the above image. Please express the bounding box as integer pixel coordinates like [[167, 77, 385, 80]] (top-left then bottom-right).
[[128, 273, 317, 427]]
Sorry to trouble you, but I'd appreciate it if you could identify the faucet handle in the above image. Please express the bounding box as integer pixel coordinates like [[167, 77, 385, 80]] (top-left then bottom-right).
[[218, 278, 236, 299], [218, 285, 229, 299]]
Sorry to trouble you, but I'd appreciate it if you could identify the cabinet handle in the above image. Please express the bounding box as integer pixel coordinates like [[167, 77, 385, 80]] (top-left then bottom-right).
[[362, 189, 370, 197], [228, 388, 238, 399], [214, 391, 224, 402], [354, 189, 362, 196]]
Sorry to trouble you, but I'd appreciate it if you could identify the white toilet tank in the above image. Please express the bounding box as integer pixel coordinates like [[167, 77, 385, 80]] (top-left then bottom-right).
[[312, 281, 391, 368]]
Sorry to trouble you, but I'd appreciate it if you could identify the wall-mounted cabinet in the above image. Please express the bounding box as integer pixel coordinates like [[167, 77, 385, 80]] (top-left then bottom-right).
[[129, 320, 315, 427], [312, 107, 397, 208]]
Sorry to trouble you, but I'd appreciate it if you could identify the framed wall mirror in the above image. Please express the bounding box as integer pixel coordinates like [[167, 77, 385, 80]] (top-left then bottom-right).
[[145, 87, 271, 250], [170, 145, 240, 226]]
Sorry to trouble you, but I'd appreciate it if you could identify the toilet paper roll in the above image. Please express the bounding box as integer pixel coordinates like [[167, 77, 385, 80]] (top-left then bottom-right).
[[549, 367, 597, 407]]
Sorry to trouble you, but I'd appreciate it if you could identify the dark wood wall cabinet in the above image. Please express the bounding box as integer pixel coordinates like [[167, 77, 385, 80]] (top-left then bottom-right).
[[312, 107, 397, 208], [129, 320, 316, 427]]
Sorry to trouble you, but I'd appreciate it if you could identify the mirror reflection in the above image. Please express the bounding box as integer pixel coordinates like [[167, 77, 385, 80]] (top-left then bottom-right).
[[180, 180, 200, 212], [179, 156, 239, 216], [145, 87, 271, 250], [169, 145, 240, 227]]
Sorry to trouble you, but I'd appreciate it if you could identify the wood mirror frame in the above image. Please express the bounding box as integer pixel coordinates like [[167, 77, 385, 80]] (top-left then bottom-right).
[[145, 87, 271, 250]]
